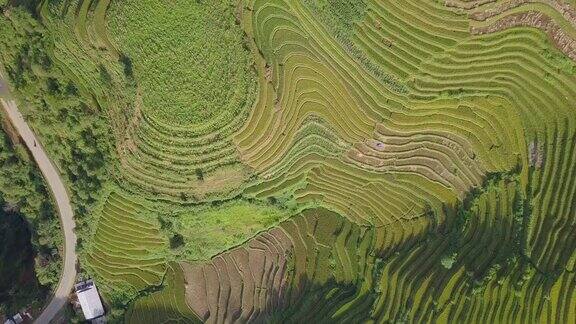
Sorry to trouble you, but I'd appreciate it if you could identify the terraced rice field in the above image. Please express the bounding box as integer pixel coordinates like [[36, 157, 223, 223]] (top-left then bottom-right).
[[34, 0, 258, 202], [10, 0, 576, 322], [85, 191, 167, 299], [103, 0, 258, 200], [125, 263, 200, 324], [180, 225, 293, 323], [183, 194, 576, 323]]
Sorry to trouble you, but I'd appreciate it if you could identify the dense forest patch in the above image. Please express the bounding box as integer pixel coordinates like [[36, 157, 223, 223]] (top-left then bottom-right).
[[0, 118, 59, 315]]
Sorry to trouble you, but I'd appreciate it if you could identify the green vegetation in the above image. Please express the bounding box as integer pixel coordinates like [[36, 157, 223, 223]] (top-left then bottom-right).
[[68, 0, 258, 201], [0, 5, 114, 237], [81, 187, 289, 316], [108, 0, 254, 126], [440, 253, 457, 269], [124, 263, 201, 324], [0, 210, 46, 315], [0, 121, 60, 313], [84, 191, 167, 306], [303, 0, 367, 38], [178, 201, 289, 260], [302, 0, 406, 92]]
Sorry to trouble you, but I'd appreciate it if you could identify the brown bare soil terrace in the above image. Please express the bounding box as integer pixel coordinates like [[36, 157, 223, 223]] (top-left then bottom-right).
[[182, 227, 292, 323], [448, 0, 576, 60]]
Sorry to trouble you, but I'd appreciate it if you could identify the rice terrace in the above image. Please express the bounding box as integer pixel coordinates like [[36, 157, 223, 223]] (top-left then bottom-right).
[[0, 0, 576, 323]]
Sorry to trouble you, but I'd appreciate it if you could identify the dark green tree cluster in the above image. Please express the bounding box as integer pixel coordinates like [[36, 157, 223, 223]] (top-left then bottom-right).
[[0, 6, 114, 240], [0, 122, 59, 314], [0, 2, 114, 313], [0, 208, 48, 315]]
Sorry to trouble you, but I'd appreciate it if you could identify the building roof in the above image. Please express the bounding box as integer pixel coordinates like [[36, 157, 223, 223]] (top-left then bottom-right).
[[3, 313, 23, 324], [75, 280, 105, 320]]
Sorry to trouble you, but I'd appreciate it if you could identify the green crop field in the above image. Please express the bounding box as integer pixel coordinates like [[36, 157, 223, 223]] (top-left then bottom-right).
[[1, 0, 575, 322], [107, 0, 254, 127], [85, 191, 168, 302], [124, 263, 200, 324]]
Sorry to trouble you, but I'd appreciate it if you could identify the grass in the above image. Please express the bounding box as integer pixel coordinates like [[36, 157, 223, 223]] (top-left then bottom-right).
[[107, 0, 255, 127], [178, 201, 290, 261]]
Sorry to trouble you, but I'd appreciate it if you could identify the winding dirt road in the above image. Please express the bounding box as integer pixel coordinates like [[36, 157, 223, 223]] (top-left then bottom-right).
[[1, 76, 77, 324]]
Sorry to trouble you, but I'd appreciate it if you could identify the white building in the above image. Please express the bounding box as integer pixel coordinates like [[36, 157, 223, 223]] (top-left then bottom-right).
[[75, 280, 105, 322], [3, 313, 23, 324]]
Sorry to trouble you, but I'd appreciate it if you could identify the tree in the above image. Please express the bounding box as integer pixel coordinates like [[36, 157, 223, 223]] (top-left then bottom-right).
[[441, 253, 457, 270], [98, 64, 112, 85], [267, 196, 278, 204], [195, 168, 204, 181], [170, 234, 184, 249], [119, 54, 133, 79]]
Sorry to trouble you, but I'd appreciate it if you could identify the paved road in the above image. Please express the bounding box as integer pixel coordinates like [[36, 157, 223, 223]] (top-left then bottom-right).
[[0, 76, 77, 324]]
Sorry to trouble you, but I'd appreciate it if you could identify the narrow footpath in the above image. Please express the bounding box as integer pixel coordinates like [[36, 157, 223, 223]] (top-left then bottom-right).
[[0, 75, 77, 324]]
